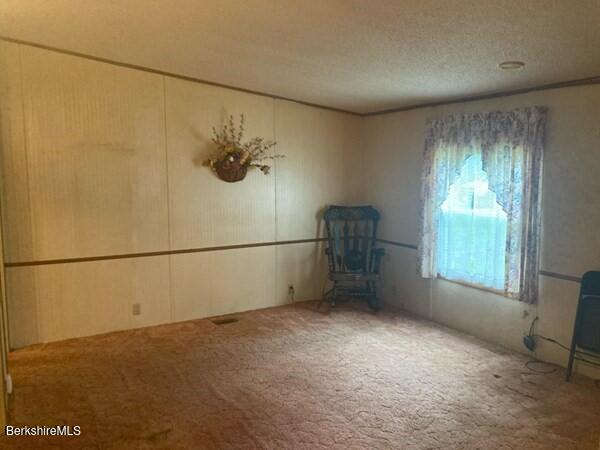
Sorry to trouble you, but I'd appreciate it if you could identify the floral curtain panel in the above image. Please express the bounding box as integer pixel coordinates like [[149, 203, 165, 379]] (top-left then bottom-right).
[[418, 107, 547, 304]]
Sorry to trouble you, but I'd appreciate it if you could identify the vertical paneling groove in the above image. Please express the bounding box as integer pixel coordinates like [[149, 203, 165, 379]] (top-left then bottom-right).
[[20, 46, 170, 260], [1, 44, 364, 346], [162, 76, 174, 323], [17, 44, 41, 343], [17, 45, 35, 261], [273, 100, 280, 304]]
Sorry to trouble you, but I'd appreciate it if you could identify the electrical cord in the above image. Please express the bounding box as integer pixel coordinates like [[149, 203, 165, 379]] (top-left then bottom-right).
[[525, 316, 572, 353], [532, 334, 600, 365], [524, 316, 600, 388], [528, 316, 538, 337], [525, 360, 557, 374], [531, 334, 572, 352]]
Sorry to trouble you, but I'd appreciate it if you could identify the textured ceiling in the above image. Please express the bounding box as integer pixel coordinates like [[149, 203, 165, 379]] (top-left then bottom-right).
[[1, 0, 599, 114]]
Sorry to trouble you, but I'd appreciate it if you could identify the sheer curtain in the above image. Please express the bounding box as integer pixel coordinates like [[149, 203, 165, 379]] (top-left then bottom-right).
[[437, 153, 508, 290], [417, 107, 547, 303]]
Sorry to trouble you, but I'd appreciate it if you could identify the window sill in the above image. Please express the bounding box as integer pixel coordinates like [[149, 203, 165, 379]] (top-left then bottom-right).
[[436, 274, 515, 299]]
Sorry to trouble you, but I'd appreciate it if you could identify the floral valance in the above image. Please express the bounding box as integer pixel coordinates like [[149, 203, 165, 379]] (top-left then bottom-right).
[[424, 107, 547, 151], [424, 107, 546, 212]]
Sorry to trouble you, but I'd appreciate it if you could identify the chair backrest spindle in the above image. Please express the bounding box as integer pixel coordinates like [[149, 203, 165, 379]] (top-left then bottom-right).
[[324, 206, 381, 274]]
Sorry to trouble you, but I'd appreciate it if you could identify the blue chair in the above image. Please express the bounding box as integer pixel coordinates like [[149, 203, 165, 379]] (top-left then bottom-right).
[[566, 271, 600, 380], [323, 205, 385, 311]]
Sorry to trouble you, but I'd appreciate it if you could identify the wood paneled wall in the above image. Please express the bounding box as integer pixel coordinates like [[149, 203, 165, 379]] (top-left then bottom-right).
[[0, 41, 365, 347]]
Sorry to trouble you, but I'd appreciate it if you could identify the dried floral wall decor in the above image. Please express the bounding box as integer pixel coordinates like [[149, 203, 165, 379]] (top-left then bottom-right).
[[203, 114, 284, 182]]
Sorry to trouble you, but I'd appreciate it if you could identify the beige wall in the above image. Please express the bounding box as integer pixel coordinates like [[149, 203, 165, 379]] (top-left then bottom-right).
[[0, 41, 364, 347], [1, 39, 598, 381], [364, 84, 600, 378]]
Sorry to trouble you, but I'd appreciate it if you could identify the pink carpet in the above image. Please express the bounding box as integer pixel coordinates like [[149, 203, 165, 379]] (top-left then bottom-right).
[[2, 301, 599, 449]]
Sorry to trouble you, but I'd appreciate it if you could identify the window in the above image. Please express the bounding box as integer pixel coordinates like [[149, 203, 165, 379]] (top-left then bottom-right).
[[418, 108, 546, 303], [437, 154, 508, 290]]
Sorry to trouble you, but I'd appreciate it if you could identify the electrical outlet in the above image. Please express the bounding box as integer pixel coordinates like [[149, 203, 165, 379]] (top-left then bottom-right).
[[288, 285, 295, 301], [132, 303, 141, 316]]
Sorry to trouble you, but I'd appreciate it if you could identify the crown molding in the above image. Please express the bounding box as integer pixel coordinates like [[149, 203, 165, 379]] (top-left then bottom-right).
[[0, 36, 360, 116], [2, 36, 599, 118]]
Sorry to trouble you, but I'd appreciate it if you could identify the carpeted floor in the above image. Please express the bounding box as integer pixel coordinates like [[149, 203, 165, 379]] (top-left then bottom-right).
[[2, 300, 599, 449]]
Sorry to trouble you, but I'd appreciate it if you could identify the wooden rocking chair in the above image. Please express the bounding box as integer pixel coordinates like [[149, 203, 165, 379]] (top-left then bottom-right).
[[323, 205, 385, 311]]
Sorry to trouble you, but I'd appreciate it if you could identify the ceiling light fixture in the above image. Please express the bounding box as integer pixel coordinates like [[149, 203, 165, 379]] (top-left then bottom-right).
[[499, 61, 525, 70]]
